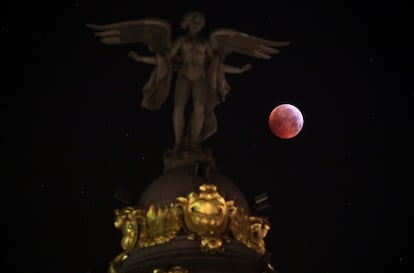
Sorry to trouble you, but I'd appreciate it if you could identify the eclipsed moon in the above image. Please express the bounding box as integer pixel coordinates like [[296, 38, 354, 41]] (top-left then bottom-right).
[[269, 103, 304, 139]]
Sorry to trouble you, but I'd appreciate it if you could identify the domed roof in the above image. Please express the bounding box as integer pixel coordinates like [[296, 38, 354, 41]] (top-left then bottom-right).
[[138, 164, 251, 214], [109, 152, 272, 273]]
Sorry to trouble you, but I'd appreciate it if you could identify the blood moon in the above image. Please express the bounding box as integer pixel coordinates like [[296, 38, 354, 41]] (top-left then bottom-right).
[[269, 104, 304, 139]]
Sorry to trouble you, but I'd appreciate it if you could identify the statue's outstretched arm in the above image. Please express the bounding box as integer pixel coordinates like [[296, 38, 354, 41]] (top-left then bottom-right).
[[222, 63, 252, 74], [128, 51, 157, 65]]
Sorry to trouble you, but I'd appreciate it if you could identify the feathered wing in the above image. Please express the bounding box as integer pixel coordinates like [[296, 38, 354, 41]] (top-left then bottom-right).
[[209, 28, 290, 59], [86, 19, 174, 110], [86, 18, 172, 53]]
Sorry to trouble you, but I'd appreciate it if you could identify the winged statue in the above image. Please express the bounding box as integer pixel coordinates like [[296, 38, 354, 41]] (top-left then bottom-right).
[[86, 11, 290, 153]]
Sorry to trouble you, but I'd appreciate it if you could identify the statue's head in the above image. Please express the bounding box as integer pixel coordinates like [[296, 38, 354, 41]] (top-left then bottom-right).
[[181, 10, 205, 31]]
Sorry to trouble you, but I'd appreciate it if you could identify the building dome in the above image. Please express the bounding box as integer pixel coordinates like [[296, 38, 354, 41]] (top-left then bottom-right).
[[109, 151, 274, 273], [138, 164, 251, 214]]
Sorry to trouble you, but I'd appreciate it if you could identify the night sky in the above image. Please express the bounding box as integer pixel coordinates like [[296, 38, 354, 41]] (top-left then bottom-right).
[[6, 1, 411, 273]]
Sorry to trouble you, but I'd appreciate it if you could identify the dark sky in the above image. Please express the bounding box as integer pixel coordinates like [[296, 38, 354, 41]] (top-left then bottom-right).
[[6, 1, 411, 273]]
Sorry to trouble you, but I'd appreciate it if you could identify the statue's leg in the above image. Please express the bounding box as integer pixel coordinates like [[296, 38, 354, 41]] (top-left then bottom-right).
[[189, 79, 208, 149], [173, 75, 191, 151]]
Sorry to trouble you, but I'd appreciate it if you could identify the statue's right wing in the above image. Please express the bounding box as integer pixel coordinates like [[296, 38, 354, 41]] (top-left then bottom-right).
[[86, 18, 172, 53]]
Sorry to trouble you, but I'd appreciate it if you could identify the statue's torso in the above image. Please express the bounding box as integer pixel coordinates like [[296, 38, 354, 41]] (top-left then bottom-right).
[[179, 36, 209, 81]]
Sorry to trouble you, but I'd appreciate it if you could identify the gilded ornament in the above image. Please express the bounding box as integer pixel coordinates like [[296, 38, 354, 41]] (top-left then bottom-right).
[[108, 183, 271, 272], [176, 184, 236, 252], [229, 207, 270, 254]]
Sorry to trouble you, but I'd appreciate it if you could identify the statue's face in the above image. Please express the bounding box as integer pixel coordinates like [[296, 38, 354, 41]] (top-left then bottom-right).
[[182, 11, 205, 32], [189, 14, 205, 30], [178, 184, 233, 236]]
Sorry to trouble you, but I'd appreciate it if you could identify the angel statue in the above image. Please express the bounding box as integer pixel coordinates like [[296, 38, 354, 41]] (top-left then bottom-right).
[[86, 11, 289, 153]]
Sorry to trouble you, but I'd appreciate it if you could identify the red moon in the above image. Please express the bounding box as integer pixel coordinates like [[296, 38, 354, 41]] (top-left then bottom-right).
[[269, 104, 304, 139]]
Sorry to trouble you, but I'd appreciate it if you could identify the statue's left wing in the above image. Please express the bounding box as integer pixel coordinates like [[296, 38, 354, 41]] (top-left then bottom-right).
[[86, 18, 172, 54], [200, 29, 290, 142], [209, 28, 290, 59]]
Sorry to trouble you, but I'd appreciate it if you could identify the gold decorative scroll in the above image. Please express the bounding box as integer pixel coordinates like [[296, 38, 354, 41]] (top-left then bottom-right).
[[109, 206, 145, 272], [229, 207, 270, 255]]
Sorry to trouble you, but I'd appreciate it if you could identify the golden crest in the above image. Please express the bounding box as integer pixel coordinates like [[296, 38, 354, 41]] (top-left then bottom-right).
[[176, 184, 236, 252]]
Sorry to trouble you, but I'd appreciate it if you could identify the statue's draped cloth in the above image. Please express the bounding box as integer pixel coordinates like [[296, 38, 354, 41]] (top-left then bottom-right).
[[140, 54, 230, 142]]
